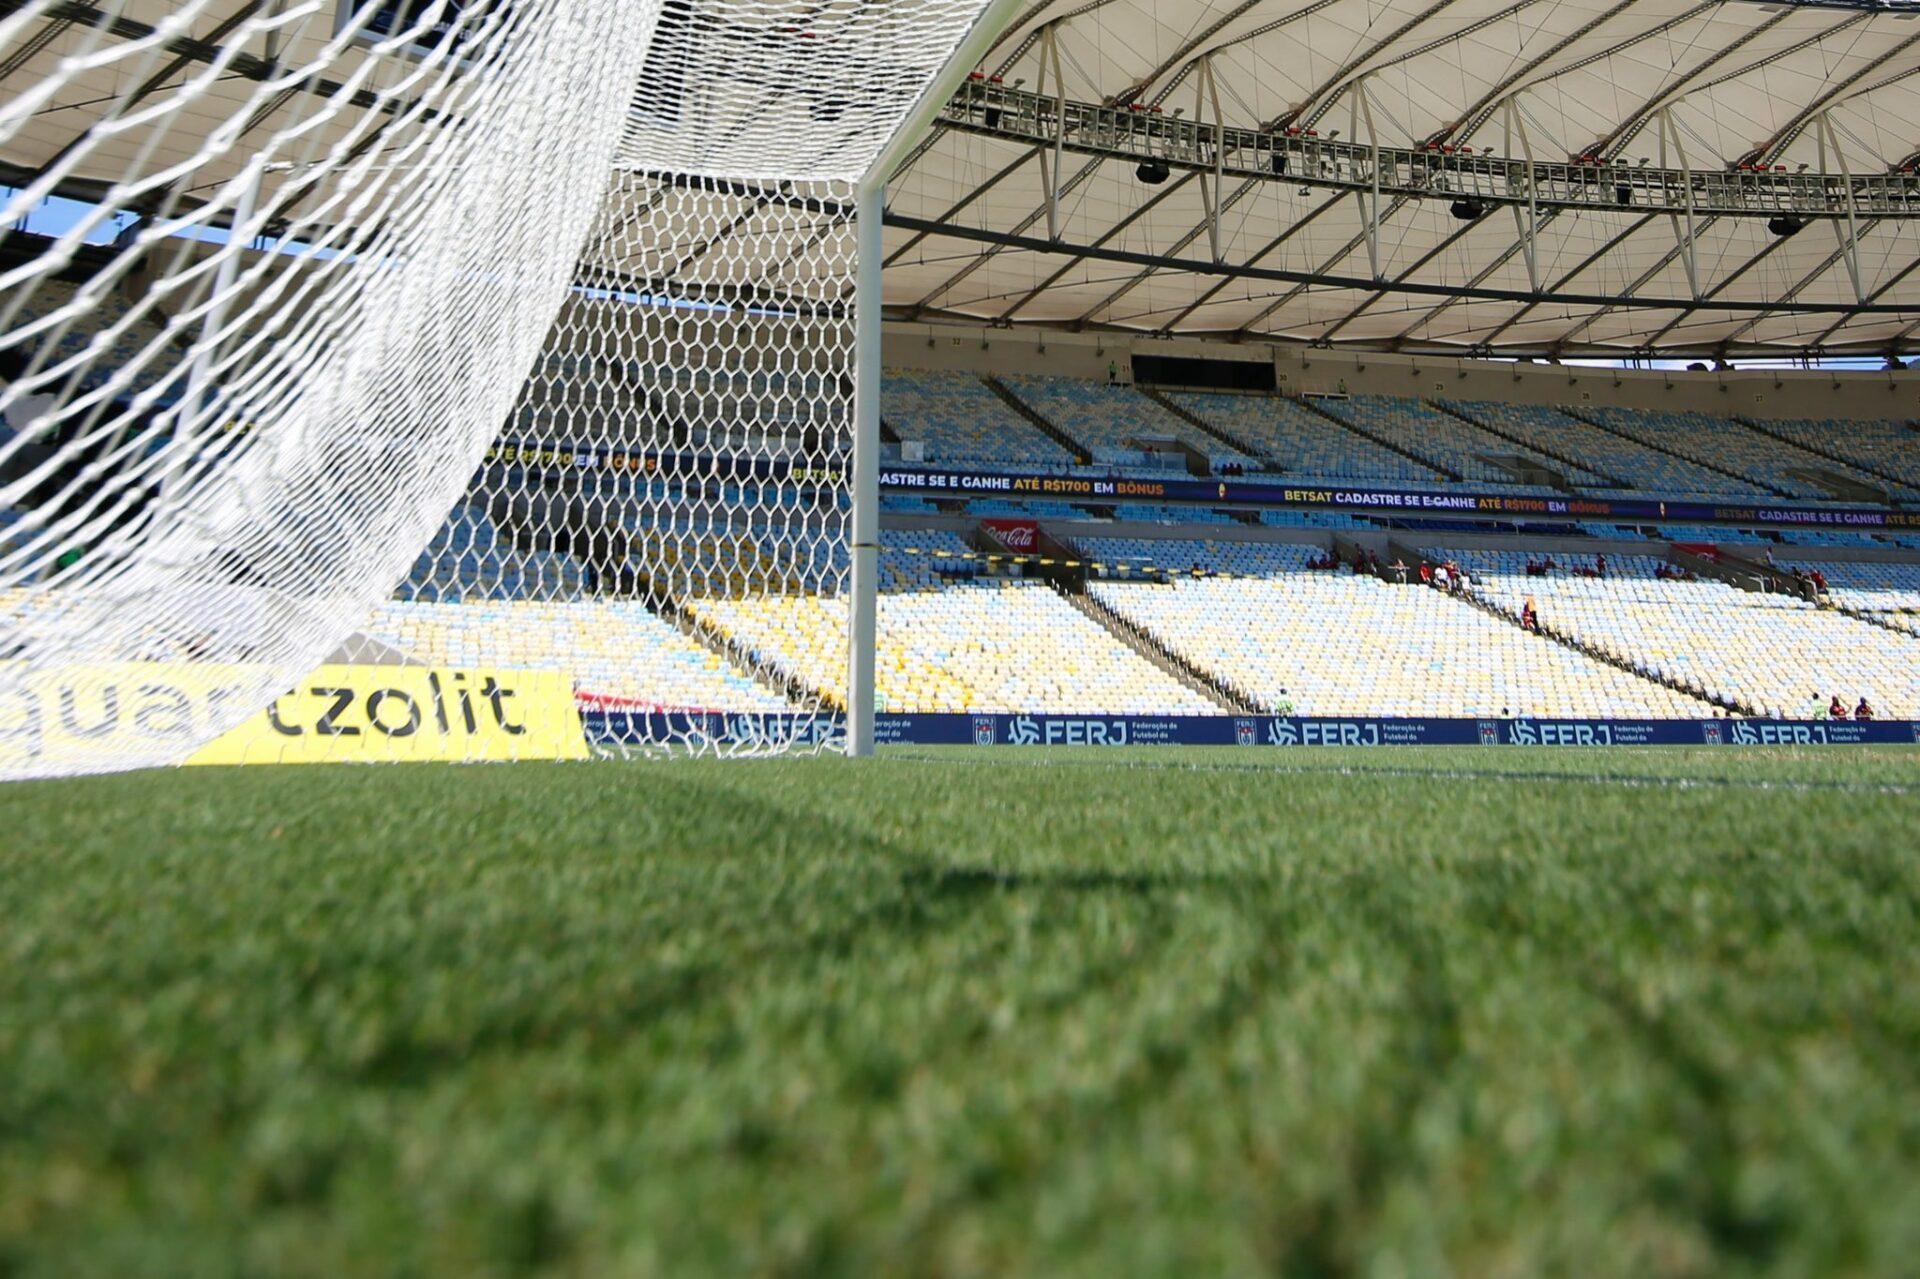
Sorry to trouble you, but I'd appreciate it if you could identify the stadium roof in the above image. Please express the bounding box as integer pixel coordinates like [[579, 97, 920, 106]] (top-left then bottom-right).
[[5, 0, 1918, 359], [883, 0, 1920, 357]]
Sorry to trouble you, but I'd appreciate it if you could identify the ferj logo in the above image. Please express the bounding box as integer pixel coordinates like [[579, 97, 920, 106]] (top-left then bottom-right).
[[1005, 715, 1041, 746], [972, 715, 996, 746], [1234, 717, 1256, 745]]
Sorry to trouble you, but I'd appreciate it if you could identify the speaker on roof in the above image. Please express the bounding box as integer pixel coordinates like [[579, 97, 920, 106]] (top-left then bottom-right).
[[1449, 198, 1485, 221], [1136, 160, 1171, 185], [1768, 215, 1806, 238]]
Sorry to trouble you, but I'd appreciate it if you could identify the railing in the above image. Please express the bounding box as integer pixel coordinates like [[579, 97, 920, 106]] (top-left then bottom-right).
[[946, 81, 1920, 221]]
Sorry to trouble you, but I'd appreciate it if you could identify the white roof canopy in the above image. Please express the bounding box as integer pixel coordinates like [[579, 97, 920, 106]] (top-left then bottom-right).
[[884, 0, 1920, 356]]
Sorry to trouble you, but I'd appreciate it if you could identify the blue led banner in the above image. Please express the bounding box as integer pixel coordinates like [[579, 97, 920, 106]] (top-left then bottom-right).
[[876, 466, 1920, 531], [480, 440, 1918, 530], [585, 711, 1920, 749]]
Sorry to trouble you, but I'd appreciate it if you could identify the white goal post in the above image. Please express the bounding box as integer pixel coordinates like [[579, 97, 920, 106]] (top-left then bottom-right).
[[846, 0, 1023, 758], [0, 0, 1014, 778]]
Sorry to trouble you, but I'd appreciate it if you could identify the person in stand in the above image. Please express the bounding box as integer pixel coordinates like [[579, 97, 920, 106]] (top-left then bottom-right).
[[1521, 595, 1539, 633], [1390, 556, 1408, 585], [1829, 694, 1849, 721], [1273, 687, 1295, 716], [1419, 560, 1433, 586], [1856, 696, 1875, 721], [1433, 562, 1449, 592], [1107, 358, 1119, 385], [1807, 691, 1826, 721], [1595, 552, 1607, 578]]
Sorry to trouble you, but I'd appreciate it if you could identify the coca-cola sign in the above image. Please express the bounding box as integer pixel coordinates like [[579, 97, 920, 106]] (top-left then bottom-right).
[[980, 518, 1040, 551]]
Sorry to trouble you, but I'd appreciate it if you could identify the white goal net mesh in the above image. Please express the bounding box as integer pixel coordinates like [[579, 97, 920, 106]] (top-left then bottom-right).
[[0, 0, 990, 777]]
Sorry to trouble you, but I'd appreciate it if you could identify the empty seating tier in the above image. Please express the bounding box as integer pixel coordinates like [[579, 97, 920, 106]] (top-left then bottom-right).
[[400, 505, 589, 603], [1440, 401, 1744, 498], [1781, 559, 1920, 636], [1435, 549, 1920, 718], [1751, 418, 1920, 497], [1313, 396, 1599, 486], [1001, 375, 1259, 468], [1089, 544, 1702, 719], [883, 369, 1074, 467], [1580, 408, 1793, 498], [1167, 392, 1440, 483], [371, 599, 792, 712], [690, 580, 1218, 715]]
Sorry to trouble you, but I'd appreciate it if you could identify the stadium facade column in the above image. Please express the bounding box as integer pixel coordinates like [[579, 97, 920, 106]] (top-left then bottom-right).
[[847, 0, 1026, 758]]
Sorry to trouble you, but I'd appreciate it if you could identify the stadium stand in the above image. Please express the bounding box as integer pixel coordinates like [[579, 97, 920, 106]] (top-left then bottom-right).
[[1577, 408, 1793, 497], [1309, 395, 1591, 486], [1088, 504, 1241, 526], [375, 362, 1920, 724], [1656, 524, 1768, 545], [1779, 559, 1920, 636], [1585, 407, 1896, 499], [1747, 418, 1920, 495], [371, 599, 793, 712], [690, 579, 1220, 714], [1165, 392, 1440, 483], [881, 528, 979, 590], [398, 504, 589, 603], [967, 498, 1086, 519], [1438, 401, 1749, 498], [1000, 374, 1260, 469], [1434, 549, 1920, 718], [883, 369, 1074, 467], [8, 278, 178, 399], [1078, 541, 1705, 718]]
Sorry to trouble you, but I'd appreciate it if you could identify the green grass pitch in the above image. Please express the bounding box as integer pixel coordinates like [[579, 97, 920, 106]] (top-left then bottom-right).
[[5, 746, 1920, 1277]]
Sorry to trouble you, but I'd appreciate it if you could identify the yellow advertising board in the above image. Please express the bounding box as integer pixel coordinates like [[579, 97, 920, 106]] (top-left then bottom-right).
[[189, 665, 588, 765], [0, 663, 586, 771]]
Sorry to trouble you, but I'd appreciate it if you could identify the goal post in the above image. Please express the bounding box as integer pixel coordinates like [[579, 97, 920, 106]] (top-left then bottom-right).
[[847, 0, 1026, 759], [0, 0, 1010, 779]]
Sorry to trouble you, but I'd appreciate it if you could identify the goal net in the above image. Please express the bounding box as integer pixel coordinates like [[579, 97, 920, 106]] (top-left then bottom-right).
[[0, 0, 994, 778]]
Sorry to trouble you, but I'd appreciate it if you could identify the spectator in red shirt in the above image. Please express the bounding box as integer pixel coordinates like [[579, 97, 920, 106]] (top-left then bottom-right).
[[1521, 596, 1539, 632], [1829, 695, 1848, 721], [1856, 697, 1875, 721]]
